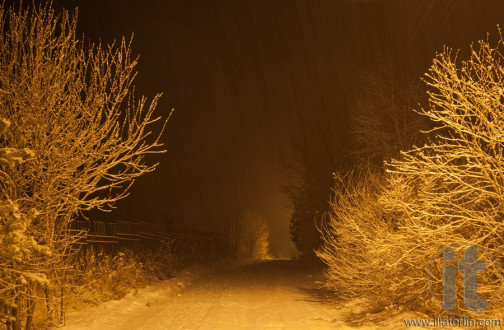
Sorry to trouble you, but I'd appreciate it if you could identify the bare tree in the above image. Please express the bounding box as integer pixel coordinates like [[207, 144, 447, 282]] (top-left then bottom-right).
[[381, 29, 504, 315], [0, 3, 169, 327], [319, 29, 504, 317], [227, 210, 271, 260], [350, 54, 429, 166]]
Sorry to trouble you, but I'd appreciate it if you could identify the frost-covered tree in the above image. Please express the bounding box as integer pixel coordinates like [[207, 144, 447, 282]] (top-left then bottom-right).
[[0, 2, 169, 327], [318, 29, 504, 317]]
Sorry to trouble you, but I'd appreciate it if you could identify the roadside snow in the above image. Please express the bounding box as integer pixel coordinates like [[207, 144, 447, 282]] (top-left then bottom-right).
[[60, 268, 199, 330]]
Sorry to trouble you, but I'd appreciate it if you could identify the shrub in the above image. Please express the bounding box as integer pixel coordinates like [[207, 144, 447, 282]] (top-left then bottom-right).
[[73, 249, 143, 303], [317, 169, 402, 312], [139, 240, 175, 281], [67, 241, 174, 309], [318, 29, 504, 318]]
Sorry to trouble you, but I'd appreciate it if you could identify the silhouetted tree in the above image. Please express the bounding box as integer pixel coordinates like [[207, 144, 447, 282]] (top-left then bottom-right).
[[285, 120, 348, 257], [350, 54, 430, 166]]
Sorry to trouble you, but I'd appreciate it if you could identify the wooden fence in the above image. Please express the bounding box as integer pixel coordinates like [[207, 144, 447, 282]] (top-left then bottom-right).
[[69, 219, 225, 252]]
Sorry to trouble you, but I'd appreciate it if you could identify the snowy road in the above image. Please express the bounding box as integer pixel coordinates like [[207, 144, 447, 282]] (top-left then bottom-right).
[[134, 260, 348, 329], [62, 259, 418, 329]]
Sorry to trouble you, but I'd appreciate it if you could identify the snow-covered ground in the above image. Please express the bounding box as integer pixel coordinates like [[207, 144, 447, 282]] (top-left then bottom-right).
[[60, 259, 428, 329]]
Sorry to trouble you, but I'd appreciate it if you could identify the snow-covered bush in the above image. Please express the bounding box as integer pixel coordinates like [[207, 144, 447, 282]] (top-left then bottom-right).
[[138, 240, 174, 281], [317, 169, 401, 312], [70, 248, 143, 304], [319, 29, 504, 318], [0, 117, 50, 329], [67, 241, 174, 309]]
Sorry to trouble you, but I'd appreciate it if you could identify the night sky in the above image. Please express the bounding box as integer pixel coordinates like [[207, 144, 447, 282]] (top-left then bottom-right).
[[52, 0, 504, 257]]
